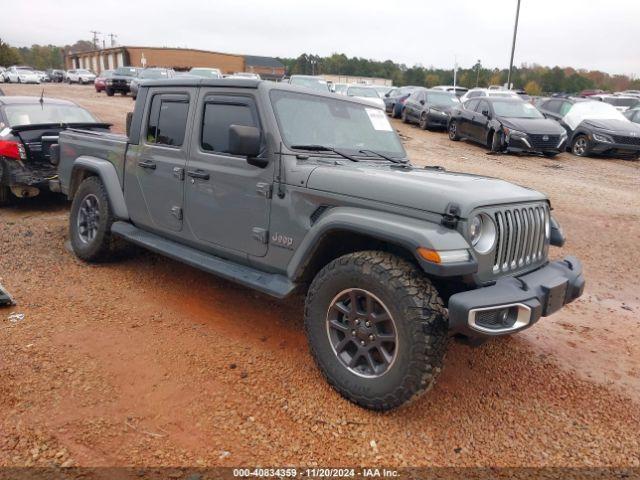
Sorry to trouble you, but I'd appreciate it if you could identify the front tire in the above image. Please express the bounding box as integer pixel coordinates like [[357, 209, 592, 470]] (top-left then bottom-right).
[[401, 108, 409, 123], [572, 135, 591, 157], [304, 251, 448, 411], [69, 176, 117, 262], [106, 88, 114, 97], [419, 112, 429, 130], [490, 130, 504, 152], [448, 120, 460, 141]]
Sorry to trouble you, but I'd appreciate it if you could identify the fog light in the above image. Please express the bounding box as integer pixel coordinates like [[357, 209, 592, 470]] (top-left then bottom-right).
[[468, 303, 532, 333]]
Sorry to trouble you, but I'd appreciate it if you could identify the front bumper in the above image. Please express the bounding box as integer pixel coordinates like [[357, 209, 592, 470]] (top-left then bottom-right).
[[426, 111, 450, 127], [590, 140, 640, 156], [507, 135, 566, 154], [447, 256, 584, 338]]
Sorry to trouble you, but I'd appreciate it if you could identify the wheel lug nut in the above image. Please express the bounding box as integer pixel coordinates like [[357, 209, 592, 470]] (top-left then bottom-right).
[[351, 330, 356, 336], [365, 321, 371, 327], [355, 319, 360, 325], [360, 340, 365, 345], [369, 334, 375, 340]]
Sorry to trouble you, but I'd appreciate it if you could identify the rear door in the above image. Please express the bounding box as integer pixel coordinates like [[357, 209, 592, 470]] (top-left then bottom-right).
[[124, 89, 194, 233], [183, 91, 273, 257]]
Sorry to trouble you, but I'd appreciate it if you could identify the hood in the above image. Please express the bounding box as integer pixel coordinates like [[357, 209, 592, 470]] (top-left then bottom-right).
[[354, 96, 385, 108], [500, 117, 565, 135], [581, 118, 640, 133], [306, 163, 546, 217]]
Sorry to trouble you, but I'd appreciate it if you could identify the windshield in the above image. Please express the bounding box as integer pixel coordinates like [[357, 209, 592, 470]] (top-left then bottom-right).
[[347, 87, 378, 98], [333, 84, 348, 94], [270, 90, 405, 158], [5, 104, 97, 127], [140, 69, 170, 79], [426, 92, 460, 107], [190, 68, 221, 78], [290, 77, 330, 93], [77, 69, 92, 74], [603, 97, 639, 107], [564, 101, 628, 129], [492, 101, 543, 118], [488, 92, 517, 98], [115, 67, 137, 77]]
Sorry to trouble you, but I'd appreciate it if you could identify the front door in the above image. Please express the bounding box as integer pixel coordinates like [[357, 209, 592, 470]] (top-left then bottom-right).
[[470, 100, 491, 141], [184, 92, 272, 257], [124, 90, 193, 232], [458, 99, 479, 136]]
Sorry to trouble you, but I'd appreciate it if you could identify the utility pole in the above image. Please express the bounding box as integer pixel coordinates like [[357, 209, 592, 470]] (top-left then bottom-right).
[[507, 0, 522, 90], [90, 30, 101, 49], [476, 59, 481, 87], [107, 33, 118, 47], [453, 56, 458, 88]]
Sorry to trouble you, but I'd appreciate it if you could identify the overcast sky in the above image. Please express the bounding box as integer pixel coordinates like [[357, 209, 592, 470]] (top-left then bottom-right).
[[8, 0, 640, 76]]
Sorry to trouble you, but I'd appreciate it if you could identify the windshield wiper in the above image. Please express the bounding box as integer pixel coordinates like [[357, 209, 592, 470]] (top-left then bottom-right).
[[358, 149, 407, 164], [290, 144, 359, 162]]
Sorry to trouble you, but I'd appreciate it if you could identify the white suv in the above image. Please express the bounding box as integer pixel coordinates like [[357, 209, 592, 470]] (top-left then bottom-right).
[[66, 69, 96, 84], [5, 66, 41, 84], [460, 88, 519, 103]]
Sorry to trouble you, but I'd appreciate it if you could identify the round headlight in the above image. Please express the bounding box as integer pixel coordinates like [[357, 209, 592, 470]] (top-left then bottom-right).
[[468, 213, 497, 254]]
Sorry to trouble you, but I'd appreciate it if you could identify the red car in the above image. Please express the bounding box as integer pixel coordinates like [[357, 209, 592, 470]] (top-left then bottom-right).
[[94, 70, 114, 93], [579, 89, 606, 97]]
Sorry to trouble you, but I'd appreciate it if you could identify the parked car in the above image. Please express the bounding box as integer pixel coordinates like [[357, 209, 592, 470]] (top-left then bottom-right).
[[372, 85, 395, 98], [228, 72, 261, 80], [0, 67, 5, 83], [66, 69, 97, 84], [460, 88, 520, 103], [591, 94, 640, 112], [0, 96, 110, 206], [94, 70, 114, 92], [4, 66, 40, 84], [332, 83, 349, 95], [431, 85, 469, 97], [623, 106, 640, 124], [288, 75, 330, 93], [579, 89, 606, 97], [130, 68, 176, 99], [345, 85, 385, 108], [46, 69, 65, 83], [618, 90, 640, 98], [383, 86, 421, 118], [402, 89, 461, 129], [188, 67, 223, 79], [56, 77, 583, 410], [104, 67, 139, 96], [537, 97, 640, 158], [34, 71, 49, 82], [448, 97, 567, 156]]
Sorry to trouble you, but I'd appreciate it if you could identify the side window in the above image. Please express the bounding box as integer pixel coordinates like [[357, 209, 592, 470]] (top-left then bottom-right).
[[465, 99, 480, 111], [468, 91, 482, 98], [201, 102, 257, 154], [633, 111, 640, 122], [146, 94, 190, 147], [559, 102, 572, 116], [543, 100, 561, 113], [476, 100, 489, 114]]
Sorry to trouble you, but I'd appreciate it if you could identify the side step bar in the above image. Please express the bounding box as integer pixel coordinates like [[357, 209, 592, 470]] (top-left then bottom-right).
[[111, 221, 296, 299]]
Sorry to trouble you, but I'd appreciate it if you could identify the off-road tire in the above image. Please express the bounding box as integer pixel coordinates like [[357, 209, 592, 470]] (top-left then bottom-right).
[[105, 88, 114, 97], [69, 176, 117, 262], [304, 251, 448, 411], [448, 120, 460, 141], [0, 185, 12, 207]]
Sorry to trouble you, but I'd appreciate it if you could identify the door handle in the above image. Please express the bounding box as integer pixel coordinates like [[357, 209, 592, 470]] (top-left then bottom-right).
[[186, 169, 210, 180], [138, 160, 156, 170]]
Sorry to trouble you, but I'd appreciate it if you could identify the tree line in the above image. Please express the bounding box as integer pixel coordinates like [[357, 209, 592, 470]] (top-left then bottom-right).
[[278, 53, 640, 95], [0, 39, 94, 71]]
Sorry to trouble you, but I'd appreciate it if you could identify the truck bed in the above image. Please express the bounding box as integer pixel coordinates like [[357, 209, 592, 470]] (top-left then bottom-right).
[[58, 128, 129, 195]]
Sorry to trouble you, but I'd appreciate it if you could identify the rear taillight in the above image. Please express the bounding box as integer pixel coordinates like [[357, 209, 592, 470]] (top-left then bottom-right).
[[0, 140, 26, 160]]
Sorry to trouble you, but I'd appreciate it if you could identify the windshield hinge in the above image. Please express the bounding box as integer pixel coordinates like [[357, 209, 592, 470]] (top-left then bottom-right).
[[256, 182, 273, 199], [441, 202, 461, 229]]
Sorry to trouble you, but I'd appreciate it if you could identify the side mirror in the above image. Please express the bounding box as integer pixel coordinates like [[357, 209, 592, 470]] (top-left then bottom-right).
[[228, 125, 266, 166], [419, 99, 425, 105], [384, 93, 390, 98], [125, 111, 133, 138], [482, 109, 490, 118]]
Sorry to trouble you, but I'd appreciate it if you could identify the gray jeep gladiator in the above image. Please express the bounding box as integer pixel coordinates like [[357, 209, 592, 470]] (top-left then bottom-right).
[[56, 78, 585, 410]]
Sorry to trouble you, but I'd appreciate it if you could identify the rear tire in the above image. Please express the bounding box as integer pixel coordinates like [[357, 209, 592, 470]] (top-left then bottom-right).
[[106, 88, 114, 97], [304, 251, 448, 411], [69, 176, 117, 262], [0, 185, 13, 207]]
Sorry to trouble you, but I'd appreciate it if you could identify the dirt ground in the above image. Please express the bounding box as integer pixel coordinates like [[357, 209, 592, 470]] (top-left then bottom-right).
[[1, 83, 639, 469]]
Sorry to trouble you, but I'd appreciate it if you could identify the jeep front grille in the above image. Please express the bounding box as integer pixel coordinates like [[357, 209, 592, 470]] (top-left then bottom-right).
[[492, 204, 549, 274]]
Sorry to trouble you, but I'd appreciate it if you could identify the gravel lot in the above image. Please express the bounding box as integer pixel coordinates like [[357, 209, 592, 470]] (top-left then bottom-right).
[[1, 83, 639, 468]]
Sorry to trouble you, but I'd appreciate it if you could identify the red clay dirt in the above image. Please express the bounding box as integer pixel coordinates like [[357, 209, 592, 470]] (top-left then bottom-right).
[[0, 83, 639, 468]]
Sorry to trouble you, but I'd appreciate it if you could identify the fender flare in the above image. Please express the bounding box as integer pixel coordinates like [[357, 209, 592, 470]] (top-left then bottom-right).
[[287, 207, 476, 280], [70, 156, 129, 220]]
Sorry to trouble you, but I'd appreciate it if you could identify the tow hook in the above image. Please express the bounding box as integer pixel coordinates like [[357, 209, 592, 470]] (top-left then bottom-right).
[[441, 202, 461, 229]]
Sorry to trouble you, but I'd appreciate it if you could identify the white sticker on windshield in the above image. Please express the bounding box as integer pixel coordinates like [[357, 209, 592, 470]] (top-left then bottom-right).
[[366, 108, 393, 131]]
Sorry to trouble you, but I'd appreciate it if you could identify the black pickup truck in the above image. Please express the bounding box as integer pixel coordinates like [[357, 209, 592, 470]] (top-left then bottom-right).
[[104, 67, 139, 96]]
